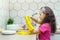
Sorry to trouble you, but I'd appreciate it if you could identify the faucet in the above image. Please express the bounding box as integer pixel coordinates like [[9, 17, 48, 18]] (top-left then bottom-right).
[[31, 13, 38, 26], [32, 13, 37, 17]]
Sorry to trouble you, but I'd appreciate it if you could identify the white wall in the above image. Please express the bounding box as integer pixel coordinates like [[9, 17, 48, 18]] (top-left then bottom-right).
[[9, 0, 60, 29], [0, 0, 9, 29], [0, 0, 60, 29]]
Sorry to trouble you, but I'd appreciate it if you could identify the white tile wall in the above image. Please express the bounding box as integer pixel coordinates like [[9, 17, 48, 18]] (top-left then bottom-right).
[[25, 0, 34, 3], [34, 0, 41, 3], [0, 0, 60, 29], [9, 0, 60, 29], [10, 9, 18, 18], [14, 3, 21, 10], [55, 2, 60, 11], [21, 3, 29, 10], [29, 2, 38, 10], [18, 10, 25, 17], [38, 2, 46, 9], [41, 0, 50, 4]]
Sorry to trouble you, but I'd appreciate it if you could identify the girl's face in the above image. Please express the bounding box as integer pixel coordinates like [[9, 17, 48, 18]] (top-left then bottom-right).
[[39, 10, 46, 20]]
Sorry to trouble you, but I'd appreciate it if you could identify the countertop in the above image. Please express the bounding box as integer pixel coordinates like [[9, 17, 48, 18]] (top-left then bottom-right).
[[0, 34, 36, 40], [55, 30, 60, 34]]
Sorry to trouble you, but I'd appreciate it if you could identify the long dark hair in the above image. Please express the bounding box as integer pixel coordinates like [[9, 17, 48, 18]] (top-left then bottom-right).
[[40, 6, 56, 33]]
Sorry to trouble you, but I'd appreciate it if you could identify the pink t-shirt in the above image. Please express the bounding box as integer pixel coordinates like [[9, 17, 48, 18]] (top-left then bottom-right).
[[38, 23, 51, 40]]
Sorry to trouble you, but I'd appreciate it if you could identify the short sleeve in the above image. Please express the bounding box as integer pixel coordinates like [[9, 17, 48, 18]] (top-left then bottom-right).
[[39, 24, 48, 33]]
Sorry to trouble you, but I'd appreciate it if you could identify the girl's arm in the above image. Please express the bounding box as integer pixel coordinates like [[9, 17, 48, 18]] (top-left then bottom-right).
[[32, 28, 40, 34], [31, 17, 42, 24]]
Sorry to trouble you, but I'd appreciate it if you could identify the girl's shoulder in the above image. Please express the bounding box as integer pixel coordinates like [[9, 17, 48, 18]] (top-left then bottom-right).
[[42, 23, 50, 25], [40, 23, 51, 27]]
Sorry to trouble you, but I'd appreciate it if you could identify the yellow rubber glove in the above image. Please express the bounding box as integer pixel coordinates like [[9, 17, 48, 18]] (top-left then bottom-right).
[[25, 16, 34, 31]]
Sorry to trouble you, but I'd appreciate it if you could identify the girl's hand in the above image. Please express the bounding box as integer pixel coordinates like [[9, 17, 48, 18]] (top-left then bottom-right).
[[30, 16, 32, 18], [30, 17, 40, 24], [32, 28, 40, 34]]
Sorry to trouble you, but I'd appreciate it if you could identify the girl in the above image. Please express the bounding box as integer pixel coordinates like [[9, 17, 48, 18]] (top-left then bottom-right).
[[31, 6, 56, 40]]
